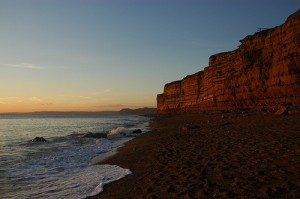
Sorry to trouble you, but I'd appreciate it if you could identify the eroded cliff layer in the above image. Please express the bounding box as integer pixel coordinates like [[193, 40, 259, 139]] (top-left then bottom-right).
[[157, 10, 300, 113]]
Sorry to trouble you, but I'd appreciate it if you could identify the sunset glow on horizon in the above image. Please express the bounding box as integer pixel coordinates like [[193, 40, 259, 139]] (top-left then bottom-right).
[[1, 0, 299, 113]]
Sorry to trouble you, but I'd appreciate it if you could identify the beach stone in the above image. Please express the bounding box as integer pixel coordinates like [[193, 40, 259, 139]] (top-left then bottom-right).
[[275, 106, 288, 115], [181, 123, 201, 133], [220, 122, 231, 126], [190, 125, 201, 130], [83, 132, 107, 138], [132, 129, 142, 134], [180, 125, 188, 133], [32, 137, 47, 142]]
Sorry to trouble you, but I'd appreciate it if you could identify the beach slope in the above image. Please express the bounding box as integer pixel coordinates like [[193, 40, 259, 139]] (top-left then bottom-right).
[[91, 112, 300, 198]]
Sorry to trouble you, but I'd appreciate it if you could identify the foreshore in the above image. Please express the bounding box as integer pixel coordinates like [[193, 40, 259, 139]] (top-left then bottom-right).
[[90, 111, 300, 198]]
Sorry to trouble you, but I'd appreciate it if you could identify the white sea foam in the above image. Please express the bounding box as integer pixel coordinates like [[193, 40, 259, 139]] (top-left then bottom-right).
[[108, 126, 128, 136], [11, 165, 131, 199]]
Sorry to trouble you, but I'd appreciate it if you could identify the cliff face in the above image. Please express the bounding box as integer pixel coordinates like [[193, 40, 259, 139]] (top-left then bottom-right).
[[157, 10, 300, 113]]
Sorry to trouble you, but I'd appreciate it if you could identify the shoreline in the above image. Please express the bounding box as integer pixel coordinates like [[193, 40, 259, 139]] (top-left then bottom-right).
[[90, 118, 151, 164], [90, 136, 134, 165], [89, 111, 300, 198]]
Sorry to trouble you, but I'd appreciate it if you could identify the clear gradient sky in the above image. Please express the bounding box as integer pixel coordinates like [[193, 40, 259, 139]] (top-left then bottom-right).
[[0, 0, 299, 113]]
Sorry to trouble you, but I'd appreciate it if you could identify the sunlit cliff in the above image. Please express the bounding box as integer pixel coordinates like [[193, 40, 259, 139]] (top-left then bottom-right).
[[157, 10, 300, 113]]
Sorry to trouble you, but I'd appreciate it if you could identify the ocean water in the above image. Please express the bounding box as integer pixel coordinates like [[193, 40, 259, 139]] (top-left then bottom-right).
[[0, 113, 150, 198]]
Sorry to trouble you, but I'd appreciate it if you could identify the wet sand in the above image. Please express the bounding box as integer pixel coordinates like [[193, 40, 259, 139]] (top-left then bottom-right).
[[90, 111, 300, 198]]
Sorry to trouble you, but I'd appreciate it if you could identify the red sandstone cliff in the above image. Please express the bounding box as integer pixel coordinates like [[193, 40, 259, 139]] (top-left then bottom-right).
[[157, 10, 300, 113]]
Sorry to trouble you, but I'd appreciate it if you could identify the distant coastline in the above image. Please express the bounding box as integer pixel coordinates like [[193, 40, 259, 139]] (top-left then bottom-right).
[[0, 107, 157, 116]]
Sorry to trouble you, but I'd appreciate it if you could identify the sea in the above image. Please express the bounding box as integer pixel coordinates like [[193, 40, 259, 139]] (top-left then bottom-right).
[[0, 113, 150, 199]]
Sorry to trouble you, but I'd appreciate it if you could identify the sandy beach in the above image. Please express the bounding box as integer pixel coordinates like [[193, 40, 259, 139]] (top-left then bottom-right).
[[90, 111, 300, 198]]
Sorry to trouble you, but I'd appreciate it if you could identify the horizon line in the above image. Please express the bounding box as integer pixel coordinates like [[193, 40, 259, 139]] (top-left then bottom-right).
[[0, 107, 157, 114]]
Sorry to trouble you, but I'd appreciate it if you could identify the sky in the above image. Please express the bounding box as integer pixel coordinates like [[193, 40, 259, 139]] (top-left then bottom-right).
[[0, 0, 299, 113]]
